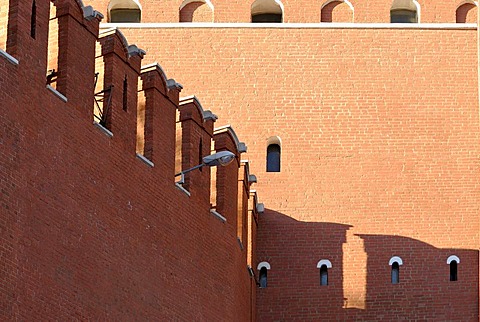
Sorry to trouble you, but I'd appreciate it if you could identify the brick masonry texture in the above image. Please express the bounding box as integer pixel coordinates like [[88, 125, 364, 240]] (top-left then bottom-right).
[[114, 25, 480, 320], [0, 0, 258, 320], [2, 0, 480, 320], [87, 0, 477, 23]]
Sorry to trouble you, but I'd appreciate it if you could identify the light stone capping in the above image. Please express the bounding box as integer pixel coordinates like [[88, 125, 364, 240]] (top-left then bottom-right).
[[93, 121, 113, 137], [47, 85, 68, 102], [0, 49, 19, 65], [101, 22, 477, 30], [210, 209, 227, 222], [136, 153, 154, 167]]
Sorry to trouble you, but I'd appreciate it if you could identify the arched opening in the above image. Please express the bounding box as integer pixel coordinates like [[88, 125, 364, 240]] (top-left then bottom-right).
[[447, 255, 460, 281], [251, 0, 283, 23], [257, 261, 271, 288], [317, 259, 332, 286], [391, 262, 400, 284], [321, 0, 354, 22], [108, 0, 142, 23], [179, 0, 214, 22], [390, 0, 419, 23], [456, 1, 478, 23], [266, 144, 281, 172], [389, 256, 403, 284]]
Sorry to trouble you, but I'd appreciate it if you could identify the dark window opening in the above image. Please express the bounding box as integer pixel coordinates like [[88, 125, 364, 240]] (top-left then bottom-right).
[[320, 265, 328, 286], [450, 261, 458, 281], [391, 262, 400, 284], [110, 9, 141, 23], [390, 9, 417, 23], [122, 76, 128, 111], [259, 267, 267, 288], [252, 13, 282, 23], [31, 1, 37, 39], [266, 144, 280, 172]]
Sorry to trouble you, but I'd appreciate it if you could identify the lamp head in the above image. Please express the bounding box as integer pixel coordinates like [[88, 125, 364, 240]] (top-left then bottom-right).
[[256, 203, 265, 214], [203, 151, 236, 167]]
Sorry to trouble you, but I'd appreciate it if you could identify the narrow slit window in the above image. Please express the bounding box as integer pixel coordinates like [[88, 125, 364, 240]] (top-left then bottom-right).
[[317, 259, 332, 286], [259, 267, 268, 288], [320, 265, 328, 286], [266, 144, 281, 172], [391, 262, 399, 284], [257, 262, 270, 288], [31, 1, 37, 39], [450, 260, 458, 281], [447, 255, 460, 282]]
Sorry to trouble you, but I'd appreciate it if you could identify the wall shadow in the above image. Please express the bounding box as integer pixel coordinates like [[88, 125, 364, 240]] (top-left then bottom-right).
[[256, 209, 479, 321], [355, 234, 479, 321]]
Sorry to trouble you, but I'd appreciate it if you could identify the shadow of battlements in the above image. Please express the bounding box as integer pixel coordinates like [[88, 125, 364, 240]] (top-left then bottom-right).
[[255, 209, 479, 321]]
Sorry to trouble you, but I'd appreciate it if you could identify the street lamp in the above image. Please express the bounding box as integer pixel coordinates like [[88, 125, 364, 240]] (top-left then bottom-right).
[[175, 150, 236, 184]]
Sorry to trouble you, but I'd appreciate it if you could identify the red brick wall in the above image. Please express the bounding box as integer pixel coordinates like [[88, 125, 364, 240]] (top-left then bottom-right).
[[87, 0, 478, 23], [0, 1, 255, 320], [115, 26, 480, 320]]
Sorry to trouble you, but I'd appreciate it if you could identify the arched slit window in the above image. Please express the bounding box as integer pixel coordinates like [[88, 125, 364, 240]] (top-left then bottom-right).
[[456, 1, 478, 23], [317, 259, 332, 286], [266, 136, 281, 172], [447, 255, 460, 281], [108, 0, 142, 23], [179, 0, 214, 22], [389, 256, 403, 284], [390, 0, 419, 23], [257, 261, 271, 288], [251, 0, 284, 23]]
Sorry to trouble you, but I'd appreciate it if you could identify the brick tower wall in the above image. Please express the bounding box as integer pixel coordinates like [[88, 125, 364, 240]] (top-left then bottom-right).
[[112, 25, 480, 320], [86, 0, 477, 23]]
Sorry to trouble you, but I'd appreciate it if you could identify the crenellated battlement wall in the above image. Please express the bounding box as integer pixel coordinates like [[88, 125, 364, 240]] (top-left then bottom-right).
[[0, 0, 262, 320]]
